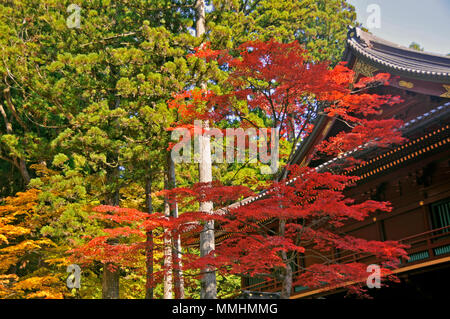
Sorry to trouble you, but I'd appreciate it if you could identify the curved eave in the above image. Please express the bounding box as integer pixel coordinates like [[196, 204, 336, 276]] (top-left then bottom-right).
[[346, 28, 450, 83]]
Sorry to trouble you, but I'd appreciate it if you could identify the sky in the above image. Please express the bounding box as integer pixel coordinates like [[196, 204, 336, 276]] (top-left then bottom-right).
[[347, 0, 450, 55]]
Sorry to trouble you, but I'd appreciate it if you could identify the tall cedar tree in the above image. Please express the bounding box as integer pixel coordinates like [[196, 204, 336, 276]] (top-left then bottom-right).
[[1, 0, 358, 298]]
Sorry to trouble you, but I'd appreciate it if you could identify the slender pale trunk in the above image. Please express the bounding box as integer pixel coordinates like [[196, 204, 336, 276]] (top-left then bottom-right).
[[169, 156, 185, 299], [199, 133, 217, 299], [102, 97, 121, 299], [172, 233, 184, 299], [102, 263, 120, 299], [163, 172, 173, 299], [280, 262, 293, 299], [279, 220, 293, 299], [163, 232, 173, 299], [196, 0, 217, 299], [102, 186, 120, 299], [145, 176, 154, 299], [278, 168, 293, 298]]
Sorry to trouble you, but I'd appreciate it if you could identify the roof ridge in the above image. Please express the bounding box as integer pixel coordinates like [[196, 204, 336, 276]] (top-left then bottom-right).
[[346, 27, 450, 79], [352, 27, 450, 60]]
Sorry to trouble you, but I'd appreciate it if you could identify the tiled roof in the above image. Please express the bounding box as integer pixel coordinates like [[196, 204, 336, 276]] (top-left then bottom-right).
[[345, 27, 450, 83]]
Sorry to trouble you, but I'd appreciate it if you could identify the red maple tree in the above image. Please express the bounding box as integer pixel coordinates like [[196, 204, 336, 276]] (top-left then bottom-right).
[[71, 39, 409, 299]]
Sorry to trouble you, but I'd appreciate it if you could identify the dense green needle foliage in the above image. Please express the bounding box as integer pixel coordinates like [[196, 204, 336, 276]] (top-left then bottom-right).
[[0, 0, 357, 298]]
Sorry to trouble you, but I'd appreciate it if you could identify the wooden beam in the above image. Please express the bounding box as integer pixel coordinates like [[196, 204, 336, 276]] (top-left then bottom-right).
[[290, 256, 450, 299]]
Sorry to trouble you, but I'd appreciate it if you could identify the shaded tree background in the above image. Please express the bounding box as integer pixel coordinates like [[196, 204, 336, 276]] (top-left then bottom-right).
[[0, 0, 358, 298]]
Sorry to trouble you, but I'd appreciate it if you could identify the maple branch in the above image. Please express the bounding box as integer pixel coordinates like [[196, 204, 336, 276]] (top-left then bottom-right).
[[289, 259, 308, 272], [230, 104, 262, 129], [333, 116, 358, 129], [246, 78, 279, 125], [265, 87, 279, 126], [287, 107, 314, 162], [349, 81, 384, 95], [277, 106, 315, 181], [277, 88, 291, 134]]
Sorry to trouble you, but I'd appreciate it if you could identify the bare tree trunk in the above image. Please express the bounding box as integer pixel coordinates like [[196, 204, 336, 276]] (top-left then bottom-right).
[[102, 229, 120, 299], [0, 102, 30, 185], [198, 122, 217, 299], [195, 0, 206, 36], [102, 189, 120, 299], [102, 149, 121, 299], [196, 0, 217, 299], [172, 233, 184, 299], [102, 263, 120, 299], [163, 172, 173, 299], [278, 166, 293, 298], [145, 231, 154, 299], [19, 158, 30, 185], [279, 218, 293, 299], [280, 258, 293, 299], [145, 175, 154, 299], [168, 156, 185, 299]]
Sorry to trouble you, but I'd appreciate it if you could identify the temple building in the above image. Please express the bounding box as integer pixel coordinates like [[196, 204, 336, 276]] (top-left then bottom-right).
[[240, 27, 450, 298]]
